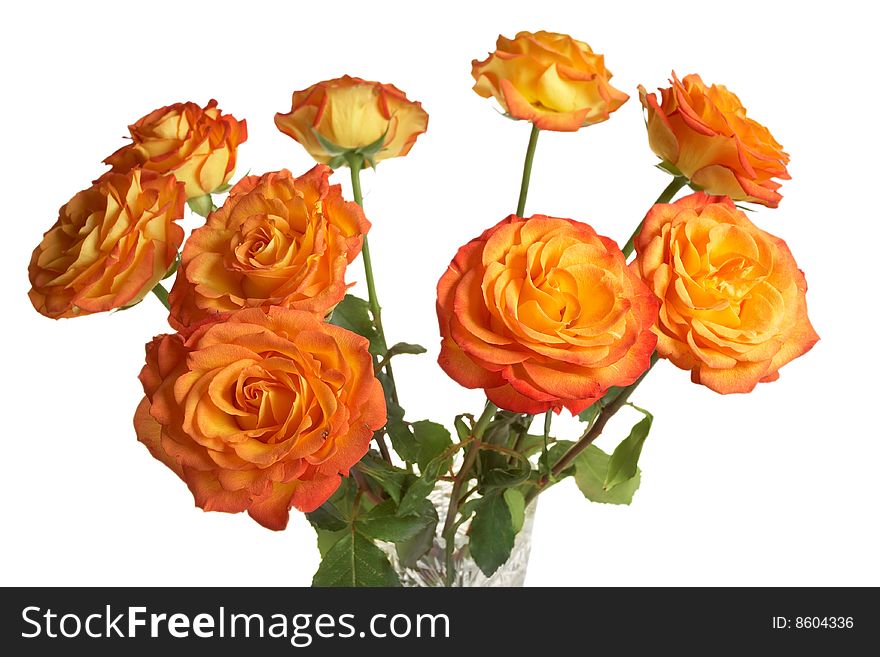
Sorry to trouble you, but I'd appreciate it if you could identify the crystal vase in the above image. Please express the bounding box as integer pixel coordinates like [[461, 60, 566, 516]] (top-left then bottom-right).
[[381, 482, 537, 587]]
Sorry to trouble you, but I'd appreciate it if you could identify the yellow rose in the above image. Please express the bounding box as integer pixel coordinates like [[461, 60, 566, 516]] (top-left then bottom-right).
[[105, 100, 247, 199], [28, 170, 185, 318], [639, 74, 790, 207], [274, 76, 428, 166], [633, 193, 818, 392], [167, 166, 369, 330], [135, 307, 386, 530], [472, 31, 629, 131], [438, 214, 659, 414]]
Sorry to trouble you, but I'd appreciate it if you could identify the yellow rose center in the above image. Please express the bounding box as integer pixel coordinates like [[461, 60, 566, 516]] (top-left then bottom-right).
[[667, 219, 781, 340], [482, 221, 628, 346]]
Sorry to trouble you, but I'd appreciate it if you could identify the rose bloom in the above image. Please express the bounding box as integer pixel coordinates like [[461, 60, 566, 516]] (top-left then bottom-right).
[[167, 166, 368, 330], [471, 31, 629, 131], [104, 99, 247, 199], [633, 193, 818, 393], [274, 76, 428, 165], [639, 73, 790, 208], [135, 307, 386, 530], [28, 170, 184, 319], [438, 215, 659, 414]]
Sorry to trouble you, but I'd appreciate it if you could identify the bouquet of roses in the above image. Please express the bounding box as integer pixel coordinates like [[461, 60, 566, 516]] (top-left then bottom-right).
[[28, 30, 816, 587]]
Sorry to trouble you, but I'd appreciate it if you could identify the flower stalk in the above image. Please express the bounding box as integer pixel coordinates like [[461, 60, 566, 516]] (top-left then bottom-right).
[[150, 284, 170, 310], [526, 174, 687, 506], [621, 176, 688, 258], [442, 401, 497, 586], [347, 153, 397, 461], [516, 124, 540, 217], [526, 354, 657, 505]]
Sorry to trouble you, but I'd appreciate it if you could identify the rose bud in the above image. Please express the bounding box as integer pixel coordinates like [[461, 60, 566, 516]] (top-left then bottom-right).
[[104, 99, 247, 200], [639, 73, 790, 207], [29, 170, 184, 318], [471, 31, 629, 131], [274, 76, 428, 167]]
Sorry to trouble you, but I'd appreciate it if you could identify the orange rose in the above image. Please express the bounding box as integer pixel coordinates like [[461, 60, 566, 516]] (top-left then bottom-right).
[[135, 307, 386, 530], [274, 76, 428, 166], [105, 99, 247, 199], [471, 31, 629, 131], [28, 169, 184, 319], [438, 215, 659, 414], [167, 166, 368, 330], [639, 73, 790, 208], [633, 193, 818, 393]]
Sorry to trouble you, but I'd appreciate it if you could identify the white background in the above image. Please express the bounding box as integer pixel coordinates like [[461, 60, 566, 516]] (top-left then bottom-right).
[[3, 0, 878, 587]]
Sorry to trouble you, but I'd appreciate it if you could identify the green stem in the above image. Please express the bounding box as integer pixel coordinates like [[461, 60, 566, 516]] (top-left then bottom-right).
[[348, 155, 397, 399], [351, 466, 383, 506], [349, 164, 382, 340], [526, 176, 688, 502], [347, 155, 396, 463], [621, 176, 688, 259], [543, 410, 552, 441], [150, 283, 170, 310], [442, 401, 497, 586], [441, 122, 539, 579], [504, 124, 543, 459], [525, 353, 658, 505], [541, 409, 553, 466], [516, 124, 540, 217]]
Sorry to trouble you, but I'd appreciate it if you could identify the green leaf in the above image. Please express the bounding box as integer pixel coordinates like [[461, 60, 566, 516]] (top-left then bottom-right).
[[604, 406, 653, 492], [328, 295, 383, 356], [480, 444, 532, 490], [482, 464, 531, 489], [412, 420, 452, 471], [316, 528, 346, 557], [356, 128, 390, 161], [656, 161, 684, 177], [357, 499, 433, 543], [375, 370, 418, 465], [538, 440, 575, 479], [457, 497, 482, 527], [312, 128, 389, 167], [397, 475, 435, 518], [454, 415, 472, 442], [504, 489, 526, 534], [355, 452, 408, 504], [518, 434, 551, 459], [386, 342, 427, 358], [306, 502, 347, 532], [312, 531, 400, 587], [386, 418, 420, 464], [603, 385, 628, 405], [187, 194, 214, 218], [396, 439, 468, 517], [469, 490, 515, 577], [479, 443, 511, 480], [312, 130, 350, 156], [395, 500, 439, 568], [327, 154, 347, 169], [578, 402, 601, 424], [308, 477, 358, 526], [378, 372, 400, 413], [573, 445, 641, 505]]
